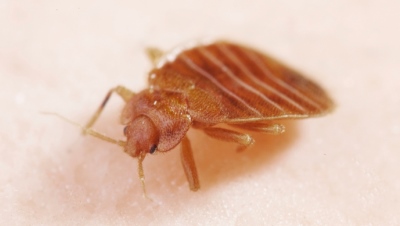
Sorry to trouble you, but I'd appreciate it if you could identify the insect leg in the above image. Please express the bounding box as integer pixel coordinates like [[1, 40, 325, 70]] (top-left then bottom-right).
[[230, 122, 285, 135], [84, 86, 135, 132], [180, 135, 200, 191], [42, 112, 127, 147], [146, 47, 164, 66], [203, 127, 254, 152]]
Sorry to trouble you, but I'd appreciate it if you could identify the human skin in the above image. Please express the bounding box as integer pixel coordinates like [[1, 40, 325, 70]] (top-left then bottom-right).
[[1, 1, 399, 225]]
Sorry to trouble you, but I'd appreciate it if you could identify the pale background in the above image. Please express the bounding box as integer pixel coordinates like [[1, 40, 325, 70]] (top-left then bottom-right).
[[1, 0, 399, 225]]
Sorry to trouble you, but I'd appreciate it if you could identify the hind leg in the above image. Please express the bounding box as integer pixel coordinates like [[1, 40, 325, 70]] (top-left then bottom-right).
[[229, 122, 285, 135], [202, 127, 254, 152]]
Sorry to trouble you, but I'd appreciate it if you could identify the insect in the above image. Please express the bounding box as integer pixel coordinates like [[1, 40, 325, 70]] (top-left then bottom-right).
[[81, 40, 334, 194]]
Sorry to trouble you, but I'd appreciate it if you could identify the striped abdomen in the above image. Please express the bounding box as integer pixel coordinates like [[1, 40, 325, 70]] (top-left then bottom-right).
[[149, 41, 334, 124]]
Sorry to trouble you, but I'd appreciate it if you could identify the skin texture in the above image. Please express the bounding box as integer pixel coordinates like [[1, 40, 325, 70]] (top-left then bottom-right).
[[1, 1, 399, 225]]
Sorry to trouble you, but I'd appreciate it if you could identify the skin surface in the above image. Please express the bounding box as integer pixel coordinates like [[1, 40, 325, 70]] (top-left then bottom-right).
[[1, 1, 399, 225]]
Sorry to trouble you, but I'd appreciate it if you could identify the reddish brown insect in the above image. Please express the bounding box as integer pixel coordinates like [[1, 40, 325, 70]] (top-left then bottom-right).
[[82, 40, 334, 193]]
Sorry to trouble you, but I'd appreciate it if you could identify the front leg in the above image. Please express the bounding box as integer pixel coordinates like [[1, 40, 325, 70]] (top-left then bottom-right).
[[202, 127, 254, 152], [181, 135, 200, 191], [84, 85, 135, 131]]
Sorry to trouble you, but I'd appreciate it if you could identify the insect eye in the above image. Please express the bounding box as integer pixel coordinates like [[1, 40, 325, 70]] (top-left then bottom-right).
[[123, 126, 128, 136], [149, 145, 157, 154]]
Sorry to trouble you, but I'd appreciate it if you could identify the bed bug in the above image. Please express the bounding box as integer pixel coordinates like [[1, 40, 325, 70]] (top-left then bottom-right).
[[81, 40, 334, 194]]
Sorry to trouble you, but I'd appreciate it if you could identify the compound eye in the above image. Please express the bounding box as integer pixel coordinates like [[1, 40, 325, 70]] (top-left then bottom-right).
[[149, 145, 157, 154], [123, 126, 128, 136]]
